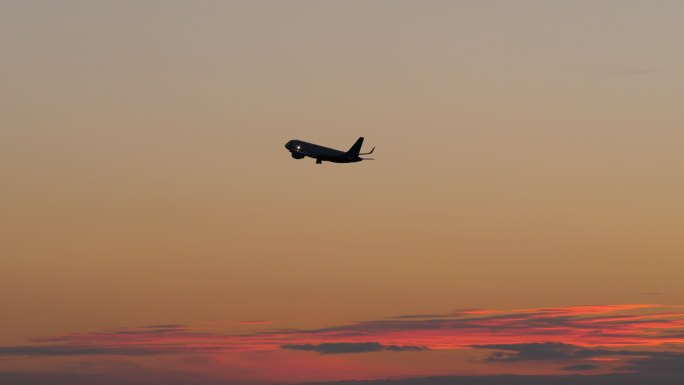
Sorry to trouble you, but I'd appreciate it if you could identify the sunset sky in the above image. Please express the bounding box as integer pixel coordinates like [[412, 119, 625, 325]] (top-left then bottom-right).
[[2, 1, 684, 384]]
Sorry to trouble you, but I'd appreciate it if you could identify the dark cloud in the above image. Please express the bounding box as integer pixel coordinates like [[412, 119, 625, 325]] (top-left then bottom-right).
[[0, 345, 169, 356], [475, 342, 684, 376], [281, 342, 426, 355], [32, 325, 196, 343], [292, 373, 684, 385], [0, 372, 148, 385], [474, 343, 613, 362], [562, 364, 599, 371], [0, 372, 248, 385], [3, 372, 684, 385], [623, 352, 684, 373]]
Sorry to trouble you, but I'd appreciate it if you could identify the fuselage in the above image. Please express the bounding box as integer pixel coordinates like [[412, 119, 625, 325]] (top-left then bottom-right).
[[285, 140, 362, 163]]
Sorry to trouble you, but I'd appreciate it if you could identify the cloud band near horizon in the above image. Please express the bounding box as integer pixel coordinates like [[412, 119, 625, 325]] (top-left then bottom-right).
[[1, 304, 682, 357]]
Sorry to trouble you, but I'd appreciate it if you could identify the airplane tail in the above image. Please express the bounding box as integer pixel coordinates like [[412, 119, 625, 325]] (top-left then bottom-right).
[[347, 137, 364, 157]]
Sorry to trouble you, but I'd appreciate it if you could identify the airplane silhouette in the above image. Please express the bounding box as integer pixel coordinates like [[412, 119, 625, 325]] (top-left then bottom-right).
[[284, 137, 375, 164]]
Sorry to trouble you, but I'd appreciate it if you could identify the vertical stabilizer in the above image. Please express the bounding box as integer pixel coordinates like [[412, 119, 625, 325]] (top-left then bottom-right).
[[347, 137, 364, 156]]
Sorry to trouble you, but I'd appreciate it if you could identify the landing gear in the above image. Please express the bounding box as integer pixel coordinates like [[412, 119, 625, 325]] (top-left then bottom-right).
[[316, 159, 322, 164]]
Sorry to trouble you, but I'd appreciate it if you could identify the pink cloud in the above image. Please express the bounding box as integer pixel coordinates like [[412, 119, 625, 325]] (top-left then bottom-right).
[[3, 304, 684, 383], [11, 304, 684, 355]]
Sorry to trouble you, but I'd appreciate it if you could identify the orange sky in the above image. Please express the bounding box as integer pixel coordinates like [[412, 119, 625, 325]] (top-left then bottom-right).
[[1, 1, 683, 383]]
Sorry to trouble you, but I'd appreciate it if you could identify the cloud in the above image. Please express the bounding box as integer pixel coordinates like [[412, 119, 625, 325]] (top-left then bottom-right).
[[289, 373, 684, 385], [475, 342, 684, 376], [0, 372, 148, 385], [1, 304, 684, 377], [2, 305, 684, 384], [475, 343, 614, 362], [622, 352, 684, 373], [562, 364, 600, 371], [0, 372, 248, 385], [281, 342, 426, 354], [4, 372, 684, 385], [0, 345, 169, 356]]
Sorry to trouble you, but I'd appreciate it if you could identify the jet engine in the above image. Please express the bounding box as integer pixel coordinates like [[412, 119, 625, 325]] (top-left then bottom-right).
[[291, 152, 305, 159]]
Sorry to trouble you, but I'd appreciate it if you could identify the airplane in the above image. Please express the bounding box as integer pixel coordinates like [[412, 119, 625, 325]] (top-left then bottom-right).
[[284, 137, 375, 164]]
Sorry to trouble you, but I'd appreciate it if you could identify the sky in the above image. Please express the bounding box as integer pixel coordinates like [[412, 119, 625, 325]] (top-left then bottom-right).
[[1, 1, 684, 384]]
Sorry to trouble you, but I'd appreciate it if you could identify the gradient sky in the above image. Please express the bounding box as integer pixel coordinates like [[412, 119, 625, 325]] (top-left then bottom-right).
[[1, 1, 684, 383]]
